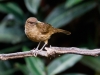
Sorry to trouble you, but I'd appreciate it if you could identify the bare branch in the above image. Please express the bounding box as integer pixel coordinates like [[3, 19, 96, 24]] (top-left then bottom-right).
[[0, 50, 48, 60], [45, 47, 100, 56], [0, 47, 100, 60]]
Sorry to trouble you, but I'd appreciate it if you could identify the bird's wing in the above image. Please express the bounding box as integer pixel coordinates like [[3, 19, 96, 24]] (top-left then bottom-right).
[[36, 22, 52, 34]]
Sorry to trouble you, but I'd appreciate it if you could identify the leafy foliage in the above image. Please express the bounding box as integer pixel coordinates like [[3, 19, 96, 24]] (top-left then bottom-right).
[[0, 0, 99, 75], [24, 0, 41, 14], [47, 54, 82, 75]]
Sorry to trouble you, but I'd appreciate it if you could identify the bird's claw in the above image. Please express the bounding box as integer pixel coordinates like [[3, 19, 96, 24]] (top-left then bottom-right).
[[31, 42, 45, 57], [31, 49, 38, 57], [31, 48, 44, 57]]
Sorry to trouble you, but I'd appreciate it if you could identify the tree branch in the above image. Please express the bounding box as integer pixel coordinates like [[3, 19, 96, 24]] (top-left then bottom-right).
[[0, 47, 100, 60]]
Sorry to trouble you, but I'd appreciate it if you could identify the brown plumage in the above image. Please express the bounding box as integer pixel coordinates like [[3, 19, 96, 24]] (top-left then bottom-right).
[[25, 17, 71, 50]]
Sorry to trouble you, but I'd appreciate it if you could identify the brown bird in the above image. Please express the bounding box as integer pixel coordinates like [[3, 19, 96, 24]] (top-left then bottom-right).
[[25, 17, 71, 52]]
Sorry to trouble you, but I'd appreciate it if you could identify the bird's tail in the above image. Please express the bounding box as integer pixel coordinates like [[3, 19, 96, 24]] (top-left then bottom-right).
[[54, 28, 71, 35]]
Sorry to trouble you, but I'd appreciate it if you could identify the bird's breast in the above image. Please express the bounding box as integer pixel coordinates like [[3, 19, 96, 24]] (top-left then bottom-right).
[[25, 28, 39, 42], [25, 28, 50, 42]]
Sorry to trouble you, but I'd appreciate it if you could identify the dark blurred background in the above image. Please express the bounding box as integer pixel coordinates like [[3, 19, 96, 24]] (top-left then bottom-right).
[[0, 0, 100, 75]]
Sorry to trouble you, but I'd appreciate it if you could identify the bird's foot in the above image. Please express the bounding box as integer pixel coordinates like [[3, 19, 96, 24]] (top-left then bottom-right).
[[31, 42, 41, 57], [31, 48, 39, 57], [31, 42, 46, 56]]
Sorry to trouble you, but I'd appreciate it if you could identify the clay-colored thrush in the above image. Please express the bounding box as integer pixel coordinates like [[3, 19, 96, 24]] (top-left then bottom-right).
[[25, 17, 71, 52]]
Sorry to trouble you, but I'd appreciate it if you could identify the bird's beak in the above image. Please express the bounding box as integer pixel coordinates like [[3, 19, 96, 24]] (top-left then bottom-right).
[[37, 21, 41, 23]]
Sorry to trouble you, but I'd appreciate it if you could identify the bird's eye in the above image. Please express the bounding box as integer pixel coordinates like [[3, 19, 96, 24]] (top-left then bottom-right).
[[29, 22, 34, 24], [27, 21, 35, 24]]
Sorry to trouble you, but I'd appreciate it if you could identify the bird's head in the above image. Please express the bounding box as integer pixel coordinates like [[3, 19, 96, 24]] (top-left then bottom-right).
[[25, 17, 41, 26]]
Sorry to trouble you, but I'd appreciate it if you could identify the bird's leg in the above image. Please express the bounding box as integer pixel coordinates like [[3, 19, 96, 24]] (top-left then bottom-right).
[[31, 42, 41, 57], [35, 42, 41, 50], [40, 43, 47, 51], [31, 41, 47, 56], [40, 40, 48, 51]]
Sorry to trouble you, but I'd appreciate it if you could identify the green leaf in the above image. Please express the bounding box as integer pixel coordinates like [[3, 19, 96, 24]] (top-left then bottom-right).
[[15, 63, 30, 75], [23, 46, 45, 75], [45, 1, 96, 28], [24, 0, 41, 14], [0, 25, 24, 44], [47, 54, 82, 75], [0, 2, 24, 21], [0, 14, 24, 44], [0, 61, 11, 71], [22, 46, 29, 51], [0, 61, 17, 75], [65, 0, 83, 8], [25, 57, 45, 75], [0, 69, 17, 75], [81, 56, 100, 72]]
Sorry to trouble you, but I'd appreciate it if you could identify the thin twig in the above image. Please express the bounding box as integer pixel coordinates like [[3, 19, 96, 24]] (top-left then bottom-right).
[[0, 47, 100, 60]]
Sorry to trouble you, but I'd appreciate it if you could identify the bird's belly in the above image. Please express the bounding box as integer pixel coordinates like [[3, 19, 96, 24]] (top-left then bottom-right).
[[26, 31, 50, 42]]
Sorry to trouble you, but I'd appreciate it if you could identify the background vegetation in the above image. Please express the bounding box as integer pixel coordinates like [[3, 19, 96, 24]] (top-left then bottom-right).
[[0, 0, 100, 75]]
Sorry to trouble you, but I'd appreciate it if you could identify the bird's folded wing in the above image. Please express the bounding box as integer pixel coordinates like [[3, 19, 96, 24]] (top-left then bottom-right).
[[36, 22, 52, 34]]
